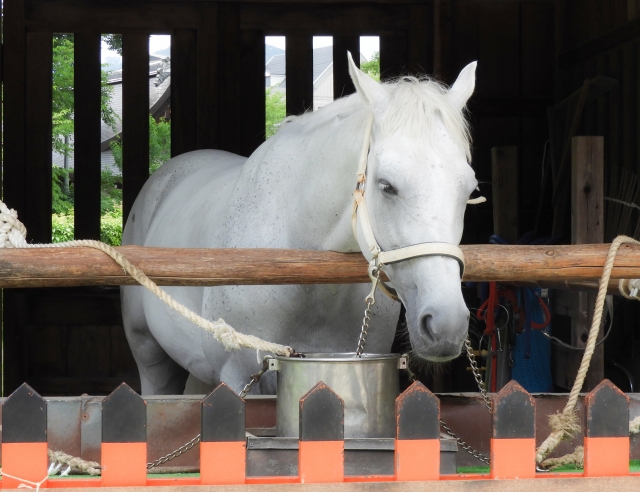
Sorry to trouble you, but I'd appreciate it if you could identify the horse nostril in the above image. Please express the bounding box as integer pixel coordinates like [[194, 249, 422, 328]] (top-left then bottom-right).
[[420, 314, 435, 341]]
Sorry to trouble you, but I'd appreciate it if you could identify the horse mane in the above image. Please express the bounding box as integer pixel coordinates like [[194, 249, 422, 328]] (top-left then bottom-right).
[[284, 75, 472, 163]]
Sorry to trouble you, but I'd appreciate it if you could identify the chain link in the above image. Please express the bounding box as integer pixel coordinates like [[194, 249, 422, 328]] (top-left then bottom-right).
[[147, 434, 201, 470], [439, 419, 491, 465], [355, 268, 380, 357], [464, 336, 492, 412]]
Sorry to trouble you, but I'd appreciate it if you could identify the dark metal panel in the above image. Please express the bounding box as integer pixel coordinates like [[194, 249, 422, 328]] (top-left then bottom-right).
[[196, 2, 220, 150], [492, 380, 535, 439], [333, 36, 359, 99], [171, 29, 198, 157], [396, 381, 440, 440], [3, 383, 47, 443], [285, 33, 313, 116], [122, 33, 150, 223], [102, 382, 147, 443], [74, 32, 102, 240], [299, 382, 344, 441], [585, 379, 629, 438], [201, 383, 245, 442]]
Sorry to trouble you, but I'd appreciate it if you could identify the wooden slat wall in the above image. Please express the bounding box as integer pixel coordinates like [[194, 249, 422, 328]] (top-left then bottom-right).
[[122, 34, 150, 223], [285, 33, 314, 115], [4, 0, 562, 396], [74, 32, 102, 240]]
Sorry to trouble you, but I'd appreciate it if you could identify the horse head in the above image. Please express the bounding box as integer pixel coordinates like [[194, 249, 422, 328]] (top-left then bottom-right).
[[348, 54, 478, 362]]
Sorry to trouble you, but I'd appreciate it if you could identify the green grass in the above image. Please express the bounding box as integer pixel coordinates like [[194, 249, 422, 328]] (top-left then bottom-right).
[[458, 461, 640, 474]]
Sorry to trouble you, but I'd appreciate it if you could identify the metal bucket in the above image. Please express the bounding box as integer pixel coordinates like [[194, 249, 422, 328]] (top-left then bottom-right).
[[270, 353, 406, 439]]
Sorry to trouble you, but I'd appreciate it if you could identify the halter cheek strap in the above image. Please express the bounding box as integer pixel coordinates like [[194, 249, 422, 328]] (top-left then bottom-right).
[[352, 114, 469, 302]]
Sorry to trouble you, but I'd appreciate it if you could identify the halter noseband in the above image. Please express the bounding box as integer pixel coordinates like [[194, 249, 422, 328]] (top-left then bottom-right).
[[351, 114, 466, 302]]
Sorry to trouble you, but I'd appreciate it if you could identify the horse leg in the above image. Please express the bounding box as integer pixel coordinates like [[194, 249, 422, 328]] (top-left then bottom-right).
[[121, 285, 189, 395]]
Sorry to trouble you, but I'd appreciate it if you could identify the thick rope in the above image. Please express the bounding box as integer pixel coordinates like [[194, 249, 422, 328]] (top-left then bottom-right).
[[0, 201, 292, 357], [630, 415, 640, 435], [48, 450, 101, 476], [536, 235, 640, 464], [540, 446, 583, 470]]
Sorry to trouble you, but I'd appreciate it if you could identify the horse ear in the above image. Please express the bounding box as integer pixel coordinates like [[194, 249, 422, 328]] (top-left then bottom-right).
[[447, 61, 477, 112], [348, 51, 386, 108]]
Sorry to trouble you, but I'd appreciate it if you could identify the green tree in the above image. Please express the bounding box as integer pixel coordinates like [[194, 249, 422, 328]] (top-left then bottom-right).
[[110, 115, 171, 174], [360, 51, 380, 81], [265, 88, 286, 138], [102, 34, 123, 56]]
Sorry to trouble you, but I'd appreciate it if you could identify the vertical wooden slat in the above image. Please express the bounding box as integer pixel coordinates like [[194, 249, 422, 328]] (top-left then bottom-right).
[[333, 36, 359, 99], [408, 3, 432, 75], [571, 136, 604, 392], [622, 44, 636, 172], [171, 29, 198, 157], [74, 32, 102, 240], [197, 2, 219, 150], [285, 33, 313, 116], [122, 34, 150, 224], [433, 0, 452, 82], [380, 35, 408, 81], [25, 33, 53, 244], [239, 30, 265, 157], [217, 3, 241, 154]]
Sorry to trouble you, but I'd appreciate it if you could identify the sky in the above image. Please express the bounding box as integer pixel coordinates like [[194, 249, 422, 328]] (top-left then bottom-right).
[[101, 34, 380, 64]]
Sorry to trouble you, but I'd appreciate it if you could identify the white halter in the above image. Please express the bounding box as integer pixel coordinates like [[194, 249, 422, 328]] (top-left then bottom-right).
[[352, 114, 472, 301]]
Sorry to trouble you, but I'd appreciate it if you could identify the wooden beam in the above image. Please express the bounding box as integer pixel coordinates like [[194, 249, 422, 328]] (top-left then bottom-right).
[[380, 34, 408, 80], [239, 29, 266, 156], [285, 33, 313, 116], [196, 2, 220, 150], [2, 243, 640, 288], [407, 3, 432, 74], [171, 29, 198, 157], [333, 36, 359, 99], [491, 147, 519, 244], [122, 34, 150, 224], [217, 3, 241, 154], [25, 32, 53, 244], [74, 32, 102, 240], [571, 136, 604, 392]]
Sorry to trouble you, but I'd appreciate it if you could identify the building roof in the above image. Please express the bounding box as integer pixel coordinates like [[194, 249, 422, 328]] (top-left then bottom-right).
[[52, 57, 171, 175]]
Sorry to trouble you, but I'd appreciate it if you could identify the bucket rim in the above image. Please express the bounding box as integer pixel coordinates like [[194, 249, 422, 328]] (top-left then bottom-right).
[[274, 352, 402, 362]]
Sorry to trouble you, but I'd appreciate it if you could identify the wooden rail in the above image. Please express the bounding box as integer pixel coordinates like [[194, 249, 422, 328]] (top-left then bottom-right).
[[1, 243, 640, 288]]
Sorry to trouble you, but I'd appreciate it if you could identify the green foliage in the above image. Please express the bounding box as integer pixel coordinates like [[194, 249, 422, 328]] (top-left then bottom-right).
[[360, 51, 380, 81], [265, 88, 286, 138], [52, 167, 74, 215], [52, 34, 118, 156], [102, 34, 123, 56], [101, 169, 122, 215], [111, 115, 171, 174], [52, 207, 123, 246]]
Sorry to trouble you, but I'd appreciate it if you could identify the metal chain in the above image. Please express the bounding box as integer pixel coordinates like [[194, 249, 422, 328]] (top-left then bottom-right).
[[439, 419, 491, 465], [464, 336, 492, 411], [355, 268, 380, 357], [148, 358, 272, 470], [147, 434, 201, 470]]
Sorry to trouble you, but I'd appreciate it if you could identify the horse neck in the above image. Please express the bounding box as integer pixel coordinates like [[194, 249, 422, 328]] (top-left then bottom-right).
[[275, 102, 368, 252]]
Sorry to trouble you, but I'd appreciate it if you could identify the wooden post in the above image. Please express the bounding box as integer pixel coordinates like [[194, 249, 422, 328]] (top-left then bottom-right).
[[102, 383, 147, 486], [433, 0, 452, 82], [394, 381, 440, 481], [571, 136, 604, 391], [490, 380, 536, 479], [200, 383, 246, 485], [171, 29, 198, 157], [285, 33, 313, 116], [2, 384, 48, 489], [583, 379, 629, 477], [333, 36, 360, 99], [298, 382, 344, 483], [491, 147, 519, 244]]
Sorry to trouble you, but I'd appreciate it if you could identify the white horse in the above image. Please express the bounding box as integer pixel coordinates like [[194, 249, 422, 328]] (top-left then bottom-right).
[[121, 55, 479, 395]]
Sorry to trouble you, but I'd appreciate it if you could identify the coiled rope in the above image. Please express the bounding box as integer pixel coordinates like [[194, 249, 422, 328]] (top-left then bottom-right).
[[536, 235, 640, 466], [0, 200, 293, 357]]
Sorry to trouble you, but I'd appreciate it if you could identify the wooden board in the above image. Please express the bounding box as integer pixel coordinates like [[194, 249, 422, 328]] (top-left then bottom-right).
[[196, 2, 220, 150], [171, 29, 198, 157], [122, 34, 150, 224], [240, 29, 266, 157], [285, 33, 313, 116], [333, 36, 359, 99], [1, 244, 640, 288], [380, 34, 408, 80], [73, 32, 102, 240]]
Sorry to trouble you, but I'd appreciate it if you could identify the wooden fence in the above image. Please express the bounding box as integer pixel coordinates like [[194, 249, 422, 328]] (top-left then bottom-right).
[[0, 378, 636, 490]]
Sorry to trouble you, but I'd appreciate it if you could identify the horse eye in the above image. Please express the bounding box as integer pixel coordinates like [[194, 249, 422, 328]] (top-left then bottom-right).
[[378, 180, 397, 195]]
